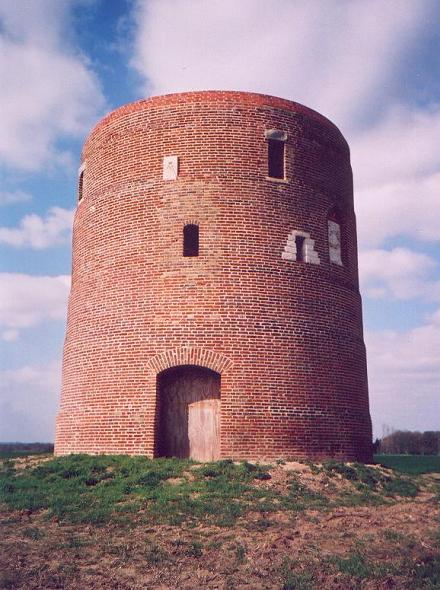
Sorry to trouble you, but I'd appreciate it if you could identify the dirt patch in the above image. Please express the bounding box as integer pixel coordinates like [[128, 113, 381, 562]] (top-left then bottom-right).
[[7, 454, 52, 471]]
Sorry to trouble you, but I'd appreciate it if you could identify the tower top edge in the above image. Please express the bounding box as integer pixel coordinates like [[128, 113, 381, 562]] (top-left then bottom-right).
[[85, 90, 346, 147]]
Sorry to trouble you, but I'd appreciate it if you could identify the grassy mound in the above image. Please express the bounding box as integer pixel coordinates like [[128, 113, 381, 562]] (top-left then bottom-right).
[[1, 455, 274, 525], [0, 454, 425, 527], [1, 454, 439, 589]]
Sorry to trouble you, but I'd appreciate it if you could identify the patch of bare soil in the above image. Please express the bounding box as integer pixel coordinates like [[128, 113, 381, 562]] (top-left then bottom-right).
[[0, 460, 439, 589], [9, 454, 52, 471]]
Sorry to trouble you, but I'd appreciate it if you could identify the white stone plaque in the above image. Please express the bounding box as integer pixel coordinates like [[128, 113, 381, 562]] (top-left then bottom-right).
[[328, 220, 342, 265], [163, 155, 179, 180]]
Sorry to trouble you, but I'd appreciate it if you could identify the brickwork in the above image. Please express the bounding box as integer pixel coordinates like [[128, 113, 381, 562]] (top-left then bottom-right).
[[55, 91, 373, 461]]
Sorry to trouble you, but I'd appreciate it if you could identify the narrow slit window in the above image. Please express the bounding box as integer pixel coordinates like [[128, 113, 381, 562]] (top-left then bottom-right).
[[183, 224, 199, 257], [78, 170, 84, 202], [295, 235, 305, 262], [268, 139, 285, 179]]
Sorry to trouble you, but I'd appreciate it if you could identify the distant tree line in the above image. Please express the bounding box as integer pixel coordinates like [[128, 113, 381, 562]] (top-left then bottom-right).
[[376, 431, 440, 455], [0, 442, 54, 454]]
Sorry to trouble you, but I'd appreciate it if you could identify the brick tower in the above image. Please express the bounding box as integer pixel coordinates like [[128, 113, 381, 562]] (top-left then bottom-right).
[[55, 91, 372, 462]]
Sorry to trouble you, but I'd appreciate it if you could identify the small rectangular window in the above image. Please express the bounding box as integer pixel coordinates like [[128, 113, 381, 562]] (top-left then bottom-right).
[[78, 171, 84, 201], [183, 224, 199, 257], [268, 139, 285, 179], [295, 236, 305, 262]]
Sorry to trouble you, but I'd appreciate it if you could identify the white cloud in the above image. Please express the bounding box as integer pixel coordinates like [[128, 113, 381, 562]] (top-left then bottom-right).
[[352, 106, 440, 190], [0, 206, 74, 249], [356, 172, 440, 247], [359, 247, 440, 301], [0, 0, 68, 47], [0, 273, 70, 337], [1, 329, 19, 342], [351, 106, 440, 246], [2, 361, 61, 390], [0, 360, 61, 442], [0, 0, 105, 170], [366, 311, 440, 437], [132, 0, 429, 127], [0, 190, 32, 206]]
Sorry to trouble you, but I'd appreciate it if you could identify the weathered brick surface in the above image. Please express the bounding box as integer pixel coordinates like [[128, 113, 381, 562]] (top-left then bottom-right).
[[55, 91, 372, 461]]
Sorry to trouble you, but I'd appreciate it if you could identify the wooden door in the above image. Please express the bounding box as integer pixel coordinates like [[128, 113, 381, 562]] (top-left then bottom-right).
[[188, 399, 220, 462], [156, 366, 220, 458]]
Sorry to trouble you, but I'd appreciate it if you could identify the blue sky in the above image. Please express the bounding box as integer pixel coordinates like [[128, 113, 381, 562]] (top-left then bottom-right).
[[1, 0, 440, 442]]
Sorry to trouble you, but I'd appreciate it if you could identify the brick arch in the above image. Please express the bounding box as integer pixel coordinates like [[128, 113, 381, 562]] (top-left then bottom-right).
[[146, 347, 233, 376], [182, 218, 200, 226]]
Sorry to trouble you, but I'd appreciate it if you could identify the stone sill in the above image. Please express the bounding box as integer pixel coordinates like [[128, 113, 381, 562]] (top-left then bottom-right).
[[265, 177, 289, 184]]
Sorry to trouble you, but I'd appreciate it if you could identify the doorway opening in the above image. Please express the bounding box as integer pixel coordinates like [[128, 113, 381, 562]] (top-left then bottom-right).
[[156, 365, 221, 461]]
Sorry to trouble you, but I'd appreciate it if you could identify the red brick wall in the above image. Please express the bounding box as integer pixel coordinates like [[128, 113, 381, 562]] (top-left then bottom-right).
[[55, 91, 372, 462]]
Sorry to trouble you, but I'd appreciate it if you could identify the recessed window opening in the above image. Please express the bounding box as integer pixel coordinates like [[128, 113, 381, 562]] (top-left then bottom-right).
[[78, 171, 84, 202], [328, 209, 343, 266], [268, 139, 285, 179], [183, 224, 199, 257], [295, 235, 305, 262]]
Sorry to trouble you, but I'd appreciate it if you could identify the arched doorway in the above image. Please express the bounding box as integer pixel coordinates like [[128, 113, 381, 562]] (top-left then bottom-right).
[[156, 365, 221, 461]]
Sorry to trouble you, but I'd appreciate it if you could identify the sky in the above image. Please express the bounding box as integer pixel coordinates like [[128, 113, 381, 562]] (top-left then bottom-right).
[[1, 0, 440, 443]]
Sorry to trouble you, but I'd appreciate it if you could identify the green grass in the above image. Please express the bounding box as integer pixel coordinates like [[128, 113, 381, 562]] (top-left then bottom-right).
[[321, 460, 419, 499], [407, 555, 440, 589], [22, 527, 45, 540], [279, 558, 314, 590], [0, 454, 429, 529], [0, 455, 338, 527], [327, 550, 440, 589], [374, 454, 440, 475], [0, 455, 283, 526], [382, 477, 419, 497], [323, 460, 386, 486], [329, 550, 397, 580], [235, 543, 246, 563]]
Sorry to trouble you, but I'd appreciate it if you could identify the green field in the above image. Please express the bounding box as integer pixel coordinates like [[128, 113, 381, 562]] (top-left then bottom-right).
[[375, 454, 440, 475]]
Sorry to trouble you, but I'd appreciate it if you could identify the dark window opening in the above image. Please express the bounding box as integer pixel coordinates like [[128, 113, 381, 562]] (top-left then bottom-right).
[[78, 171, 84, 202], [183, 224, 199, 257], [295, 236, 305, 262], [268, 139, 285, 179]]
